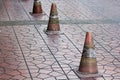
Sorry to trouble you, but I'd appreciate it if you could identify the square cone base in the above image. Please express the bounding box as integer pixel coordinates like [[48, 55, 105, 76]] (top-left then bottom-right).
[[73, 68, 102, 78], [44, 28, 63, 35]]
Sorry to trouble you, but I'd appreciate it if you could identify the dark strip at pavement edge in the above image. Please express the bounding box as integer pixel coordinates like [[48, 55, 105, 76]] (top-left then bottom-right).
[[0, 19, 120, 26]]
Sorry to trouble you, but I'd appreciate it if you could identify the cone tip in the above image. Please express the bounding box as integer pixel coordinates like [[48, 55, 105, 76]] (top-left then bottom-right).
[[86, 32, 92, 34], [86, 32, 92, 38], [84, 32, 94, 48], [50, 2, 57, 15], [52, 2, 56, 5], [34, 0, 41, 3]]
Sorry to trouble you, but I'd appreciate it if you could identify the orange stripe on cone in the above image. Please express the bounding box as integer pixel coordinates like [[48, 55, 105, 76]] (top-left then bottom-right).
[[47, 3, 60, 31], [32, 0, 43, 14], [78, 32, 98, 74]]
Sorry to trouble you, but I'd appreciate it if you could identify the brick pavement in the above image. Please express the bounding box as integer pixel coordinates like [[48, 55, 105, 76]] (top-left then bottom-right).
[[0, 0, 120, 80]]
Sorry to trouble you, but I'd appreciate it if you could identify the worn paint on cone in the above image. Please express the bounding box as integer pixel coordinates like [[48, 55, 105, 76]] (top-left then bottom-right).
[[73, 32, 102, 78], [47, 3, 60, 32], [32, 0, 42, 14], [79, 32, 98, 74]]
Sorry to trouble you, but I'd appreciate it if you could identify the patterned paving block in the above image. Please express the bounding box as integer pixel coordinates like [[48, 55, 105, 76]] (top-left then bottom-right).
[[60, 24, 86, 52], [80, 24, 120, 52], [100, 24, 120, 40], [39, 23, 119, 79], [13, 25, 46, 51], [3, 0, 30, 21], [0, 0, 120, 80], [0, 36, 20, 51], [0, 26, 15, 37], [78, 0, 120, 19], [13, 25, 70, 79], [0, 0, 9, 21], [64, 0, 105, 20], [49, 0, 87, 20], [37, 26, 82, 79], [0, 26, 20, 51], [0, 50, 23, 60], [0, 56, 31, 80], [39, 24, 120, 79]]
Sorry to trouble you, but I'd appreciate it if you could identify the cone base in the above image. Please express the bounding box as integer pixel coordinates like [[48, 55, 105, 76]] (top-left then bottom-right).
[[44, 28, 63, 35], [73, 68, 102, 78], [29, 12, 46, 17]]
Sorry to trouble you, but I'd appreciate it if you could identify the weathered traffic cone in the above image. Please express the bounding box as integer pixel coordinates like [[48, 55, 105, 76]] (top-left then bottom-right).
[[74, 32, 102, 78], [45, 3, 60, 35], [32, 0, 43, 14], [78, 32, 98, 74]]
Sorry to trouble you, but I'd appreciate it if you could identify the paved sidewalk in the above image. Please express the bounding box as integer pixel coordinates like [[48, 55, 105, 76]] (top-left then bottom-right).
[[0, 0, 120, 80]]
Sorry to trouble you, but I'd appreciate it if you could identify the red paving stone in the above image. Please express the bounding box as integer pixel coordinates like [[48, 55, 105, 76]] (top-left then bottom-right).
[[0, 0, 120, 80]]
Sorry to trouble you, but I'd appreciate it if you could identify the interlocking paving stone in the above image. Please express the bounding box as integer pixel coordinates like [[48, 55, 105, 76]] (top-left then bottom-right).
[[13, 25, 70, 80], [1, 23, 120, 80], [0, 26, 31, 80], [0, 0, 9, 21], [0, 0, 120, 80], [3, 0, 30, 21]]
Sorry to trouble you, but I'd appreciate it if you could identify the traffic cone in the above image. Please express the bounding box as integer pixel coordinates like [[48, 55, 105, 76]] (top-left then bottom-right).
[[74, 32, 102, 78], [45, 3, 60, 35], [32, 0, 42, 14], [78, 32, 97, 73]]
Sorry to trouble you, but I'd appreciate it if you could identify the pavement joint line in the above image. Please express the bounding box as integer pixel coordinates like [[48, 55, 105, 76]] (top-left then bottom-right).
[[0, 19, 120, 26], [12, 26, 33, 80], [34, 25, 70, 80]]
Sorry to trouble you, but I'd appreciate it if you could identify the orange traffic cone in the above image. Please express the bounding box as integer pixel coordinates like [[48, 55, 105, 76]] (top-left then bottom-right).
[[32, 0, 43, 14], [79, 32, 97, 73], [74, 32, 102, 78], [45, 3, 60, 35]]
